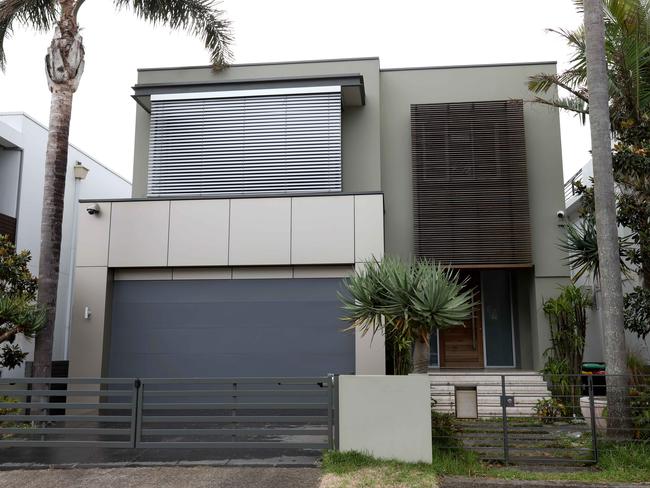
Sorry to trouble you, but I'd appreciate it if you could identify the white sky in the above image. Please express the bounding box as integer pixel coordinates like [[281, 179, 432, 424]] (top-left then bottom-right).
[[0, 0, 590, 183]]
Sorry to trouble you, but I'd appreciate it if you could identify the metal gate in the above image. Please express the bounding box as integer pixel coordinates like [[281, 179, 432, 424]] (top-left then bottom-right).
[[0, 376, 337, 450]]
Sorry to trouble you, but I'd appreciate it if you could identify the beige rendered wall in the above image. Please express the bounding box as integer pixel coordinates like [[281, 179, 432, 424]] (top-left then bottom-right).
[[338, 375, 432, 463], [379, 63, 571, 368], [68, 194, 386, 378], [132, 58, 382, 197]]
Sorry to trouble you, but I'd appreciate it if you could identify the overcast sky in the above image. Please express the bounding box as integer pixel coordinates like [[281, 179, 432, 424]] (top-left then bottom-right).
[[1, 0, 589, 182]]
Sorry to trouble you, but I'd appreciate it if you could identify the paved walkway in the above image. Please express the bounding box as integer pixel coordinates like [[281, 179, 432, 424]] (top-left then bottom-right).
[[0, 466, 322, 488]]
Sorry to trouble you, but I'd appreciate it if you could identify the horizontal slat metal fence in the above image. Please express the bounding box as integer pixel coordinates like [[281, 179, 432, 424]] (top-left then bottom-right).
[[0, 377, 137, 448], [136, 377, 334, 449], [0, 376, 336, 450]]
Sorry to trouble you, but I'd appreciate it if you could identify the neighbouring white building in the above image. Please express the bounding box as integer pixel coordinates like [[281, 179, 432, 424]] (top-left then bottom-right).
[[0, 112, 131, 377], [565, 160, 650, 363]]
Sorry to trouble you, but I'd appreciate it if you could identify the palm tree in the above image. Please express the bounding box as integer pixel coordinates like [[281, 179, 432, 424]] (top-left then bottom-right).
[[0, 0, 232, 378], [340, 257, 474, 374], [529, 0, 650, 134], [584, 0, 631, 438]]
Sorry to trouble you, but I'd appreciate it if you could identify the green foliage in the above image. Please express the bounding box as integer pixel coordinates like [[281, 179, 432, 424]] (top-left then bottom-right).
[[1, 0, 232, 71], [340, 256, 474, 374], [542, 284, 591, 416], [533, 398, 571, 424], [430, 409, 461, 449], [624, 286, 650, 339], [0, 234, 44, 369], [629, 386, 650, 439], [529, 0, 650, 132]]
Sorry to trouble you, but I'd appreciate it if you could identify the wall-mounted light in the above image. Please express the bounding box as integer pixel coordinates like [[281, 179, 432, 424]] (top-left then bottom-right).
[[74, 162, 89, 180]]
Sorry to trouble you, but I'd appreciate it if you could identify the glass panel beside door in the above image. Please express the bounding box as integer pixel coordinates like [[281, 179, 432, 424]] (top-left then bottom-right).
[[481, 270, 516, 367]]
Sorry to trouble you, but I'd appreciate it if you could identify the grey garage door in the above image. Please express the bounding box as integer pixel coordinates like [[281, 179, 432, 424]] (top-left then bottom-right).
[[107, 278, 355, 378]]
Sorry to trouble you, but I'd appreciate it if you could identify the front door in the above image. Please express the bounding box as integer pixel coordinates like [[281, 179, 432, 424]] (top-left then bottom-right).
[[439, 271, 483, 368]]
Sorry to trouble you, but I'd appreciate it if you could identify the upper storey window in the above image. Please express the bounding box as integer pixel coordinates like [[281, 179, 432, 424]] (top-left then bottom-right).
[[147, 86, 342, 197]]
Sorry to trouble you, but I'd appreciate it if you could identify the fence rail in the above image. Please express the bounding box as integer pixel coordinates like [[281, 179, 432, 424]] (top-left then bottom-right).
[[0, 376, 337, 450]]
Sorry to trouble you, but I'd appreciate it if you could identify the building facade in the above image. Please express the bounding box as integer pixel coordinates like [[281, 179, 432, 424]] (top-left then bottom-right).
[[68, 57, 569, 379], [0, 113, 132, 377]]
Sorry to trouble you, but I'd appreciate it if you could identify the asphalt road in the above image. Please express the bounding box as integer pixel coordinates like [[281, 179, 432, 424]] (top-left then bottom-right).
[[0, 466, 323, 488]]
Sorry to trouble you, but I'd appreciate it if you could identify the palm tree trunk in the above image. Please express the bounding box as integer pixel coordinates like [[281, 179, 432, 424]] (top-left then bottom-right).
[[412, 338, 430, 374], [584, 0, 631, 438], [32, 88, 74, 378], [32, 3, 84, 379]]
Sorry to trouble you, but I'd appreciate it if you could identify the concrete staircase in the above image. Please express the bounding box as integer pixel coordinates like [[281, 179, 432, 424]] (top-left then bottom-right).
[[429, 371, 550, 417]]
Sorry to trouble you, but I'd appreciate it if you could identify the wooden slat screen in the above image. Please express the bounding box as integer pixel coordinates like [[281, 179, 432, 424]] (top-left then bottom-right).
[[411, 100, 532, 266], [0, 213, 16, 244]]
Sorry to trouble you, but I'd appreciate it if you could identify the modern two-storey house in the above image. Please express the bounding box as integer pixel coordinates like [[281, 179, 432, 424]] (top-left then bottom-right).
[[68, 57, 570, 380]]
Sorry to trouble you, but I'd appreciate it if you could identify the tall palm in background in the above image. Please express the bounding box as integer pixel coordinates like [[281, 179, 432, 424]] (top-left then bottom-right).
[[0, 0, 232, 377], [529, 0, 650, 133], [584, 0, 630, 439]]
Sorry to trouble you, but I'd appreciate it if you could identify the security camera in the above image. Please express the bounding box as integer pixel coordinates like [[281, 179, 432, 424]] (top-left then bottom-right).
[[86, 203, 101, 216], [557, 210, 565, 219]]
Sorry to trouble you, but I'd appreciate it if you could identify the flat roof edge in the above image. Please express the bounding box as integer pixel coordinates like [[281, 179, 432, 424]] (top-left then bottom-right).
[[80, 190, 384, 204], [137, 57, 381, 72], [380, 60, 558, 72]]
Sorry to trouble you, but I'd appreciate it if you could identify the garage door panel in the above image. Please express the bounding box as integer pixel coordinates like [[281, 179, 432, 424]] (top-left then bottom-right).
[[108, 278, 354, 377]]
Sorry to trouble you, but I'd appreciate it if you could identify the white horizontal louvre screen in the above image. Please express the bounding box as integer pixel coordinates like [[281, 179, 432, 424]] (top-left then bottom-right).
[[147, 90, 342, 196]]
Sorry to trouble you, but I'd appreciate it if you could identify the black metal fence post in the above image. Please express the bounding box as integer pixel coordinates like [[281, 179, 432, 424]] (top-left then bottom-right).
[[327, 374, 334, 450], [131, 379, 142, 448], [588, 375, 599, 463], [501, 375, 510, 464]]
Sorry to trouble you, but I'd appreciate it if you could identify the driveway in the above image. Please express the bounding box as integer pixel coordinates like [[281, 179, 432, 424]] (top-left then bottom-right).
[[0, 466, 322, 488]]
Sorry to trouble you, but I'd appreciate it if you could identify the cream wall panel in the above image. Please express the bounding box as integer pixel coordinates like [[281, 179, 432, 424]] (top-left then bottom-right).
[[229, 198, 291, 265], [75, 202, 111, 267], [292, 265, 354, 278], [354, 262, 386, 374], [168, 200, 229, 266], [354, 194, 384, 263], [114, 268, 173, 281], [291, 196, 354, 264], [68, 267, 109, 378], [108, 201, 169, 267], [232, 266, 293, 279], [172, 267, 232, 280], [338, 375, 432, 463]]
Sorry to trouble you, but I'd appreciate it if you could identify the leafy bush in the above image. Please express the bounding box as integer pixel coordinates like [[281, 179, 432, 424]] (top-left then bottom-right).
[[542, 284, 591, 416], [629, 388, 650, 440], [533, 398, 570, 424], [431, 408, 461, 449], [625, 287, 650, 341]]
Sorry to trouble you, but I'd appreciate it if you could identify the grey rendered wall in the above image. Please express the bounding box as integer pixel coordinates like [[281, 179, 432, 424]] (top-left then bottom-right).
[[132, 58, 382, 197], [379, 63, 571, 369]]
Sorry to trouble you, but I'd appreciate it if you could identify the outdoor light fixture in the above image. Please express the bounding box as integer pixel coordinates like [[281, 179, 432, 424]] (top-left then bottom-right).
[[73, 162, 89, 180]]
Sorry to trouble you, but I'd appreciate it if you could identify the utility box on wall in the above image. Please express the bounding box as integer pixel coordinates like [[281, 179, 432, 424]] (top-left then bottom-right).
[[337, 375, 432, 464]]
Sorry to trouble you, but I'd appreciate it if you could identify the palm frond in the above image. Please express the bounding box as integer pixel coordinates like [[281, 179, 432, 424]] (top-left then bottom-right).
[[0, 0, 57, 70], [113, 0, 232, 68], [529, 95, 589, 122]]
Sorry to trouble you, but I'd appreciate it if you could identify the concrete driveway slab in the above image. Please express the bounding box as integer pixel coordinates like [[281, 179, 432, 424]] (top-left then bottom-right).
[[0, 466, 322, 488]]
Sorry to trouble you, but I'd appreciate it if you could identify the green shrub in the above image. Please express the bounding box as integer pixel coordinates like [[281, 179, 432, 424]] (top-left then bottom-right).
[[533, 398, 570, 424], [431, 408, 461, 449]]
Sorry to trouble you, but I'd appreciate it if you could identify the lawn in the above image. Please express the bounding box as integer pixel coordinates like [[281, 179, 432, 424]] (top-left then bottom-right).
[[320, 443, 650, 488]]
